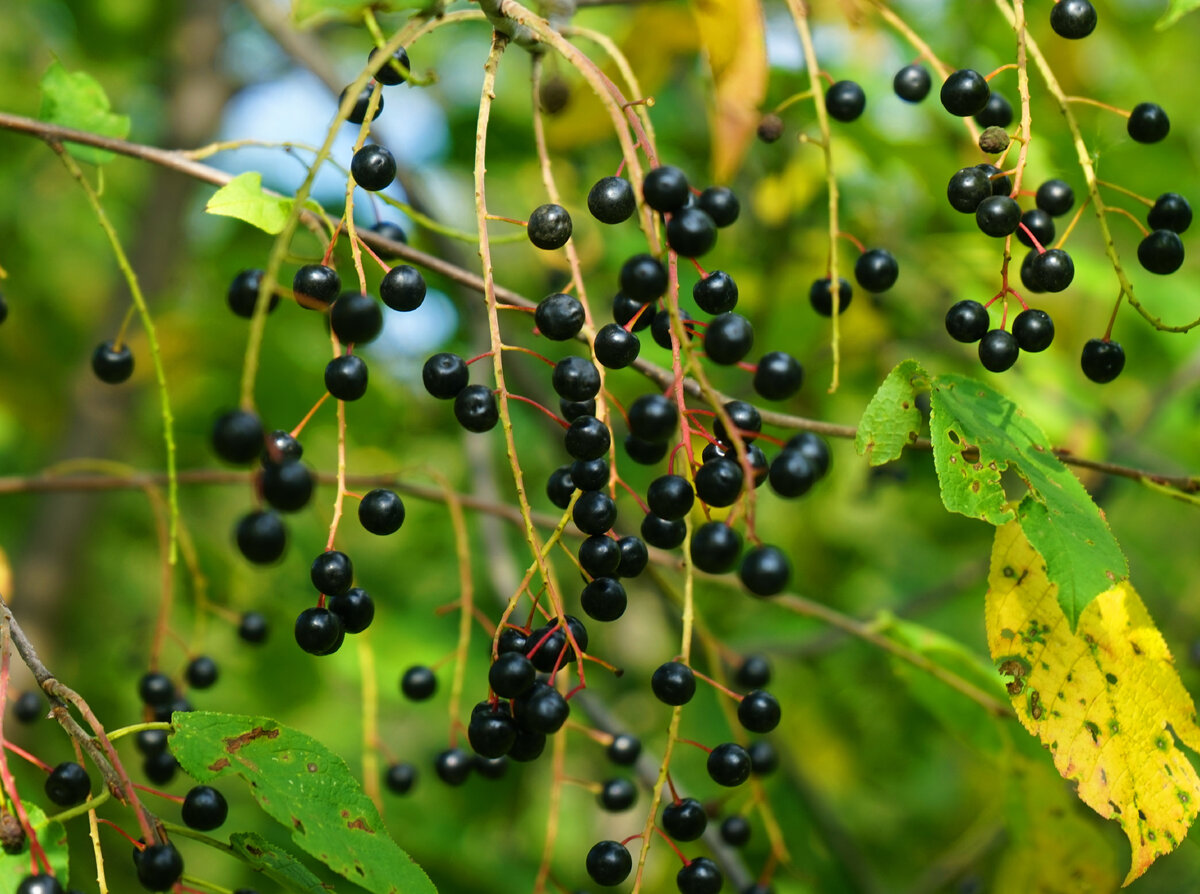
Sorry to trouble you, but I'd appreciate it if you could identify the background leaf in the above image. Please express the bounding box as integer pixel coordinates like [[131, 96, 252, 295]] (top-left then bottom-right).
[[37, 61, 130, 166], [0, 804, 69, 888], [230, 832, 332, 893], [205, 172, 298, 235], [986, 521, 1200, 885], [1157, 0, 1200, 29], [291, 0, 413, 28], [169, 711, 436, 894], [855, 359, 926, 466]]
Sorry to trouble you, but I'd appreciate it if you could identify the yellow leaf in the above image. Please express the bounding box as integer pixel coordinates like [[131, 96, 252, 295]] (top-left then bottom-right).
[[986, 521, 1200, 885], [692, 0, 767, 183]]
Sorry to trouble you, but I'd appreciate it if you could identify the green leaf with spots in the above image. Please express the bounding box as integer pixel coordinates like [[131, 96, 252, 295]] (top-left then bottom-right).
[[205, 172, 299, 235], [169, 711, 436, 894], [230, 832, 331, 893], [1157, 0, 1200, 29], [855, 359, 927, 466], [0, 803, 69, 887], [928, 373, 1127, 627], [37, 61, 131, 166], [291, 0, 416, 27]]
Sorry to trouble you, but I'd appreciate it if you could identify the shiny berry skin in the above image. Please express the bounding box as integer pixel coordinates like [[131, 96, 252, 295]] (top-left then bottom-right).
[[182, 785, 228, 831], [331, 292, 383, 345], [940, 69, 990, 117], [612, 292, 654, 331], [647, 475, 695, 521], [329, 587, 374, 633], [947, 167, 991, 213], [974, 92, 1013, 128], [213, 409, 264, 464], [809, 277, 852, 316], [1021, 251, 1046, 293], [581, 577, 627, 621], [854, 248, 899, 293], [976, 162, 1011, 197], [625, 434, 670, 464], [588, 176, 636, 224], [571, 458, 608, 491], [325, 354, 369, 401], [1012, 309, 1055, 353], [944, 302, 990, 345], [339, 85, 383, 124], [1017, 209, 1055, 249], [893, 63, 931, 102], [787, 431, 831, 477], [651, 661, 696, 706], [380, 264, 426, 311], [294, 607, 344, 655], [594, 322, 641, 369], [1081, 338, 1125, 383], [1128, 102, 1169, 143], [586, 840, 633, 886], [978, 329, 1020, 372], [1051, 0, 1097, 39], [489, 652, 536, 698], [720, 814, 752, 847], [473, 755, 508, 778], [628, 393, 678, 442], [227, 269, 279, 318], [385, 761, 417, 794], [238, 611, 269, 644], [515, 683, 570, 733], [497, 627, 529, 655], [698, 186, 740, 227], [573, 490, 617, 535], [768, 450, 816, 498], [526, 617, 588, 672], [662, 797, 708, 840], [620, 254, 669, 301], [508, 728, 547, 762], [311, 550, 353, 596], [92, 340, 134, 384], [749, 740, 779, 776], [677, 857, 723, 894], [1030, 248, 1075, 292], [735, 655, 771, 688], [143, 751, 178, 784], [261, 459, 314, 512], [139, 671, 174, 707], [370, 220, 407, 255], [351, 145, 396, 191], [738, 689, 781, 733], [713, 400, 761, 445], [705, 312, 754, 364], [546, 467, 573, 510], [1138, 229, 1185, 274], [976, 195, 1022, 237], [694, 458, 744, 507], [13, 691, 42, 723], [739, 545, 790, 596], [422, 353, 468, 399], [616, 536, 649, 578], [565, 415, 612, 462], [643, 166, 690, 213], [235, 510, 287, 564], [707, 742, 752, 786], [454, 384, 499, 432], [598, 777, 637, 811], [292, 264, 340, 308], [369, 45, 410, 85], [16, 877, 64, 894], [45, 762, 91, 806], [753, 351, 803, 401], [562, 398, 596, 422], [186, 655, 218, 689], [434, 748, 473, 785], [467, 705, 516, 758], [653, 307, 687, 345], [401, 665, 438, 700], [607, 733, 641, 765], [535, 292, 585, 340], [694, 270, 738, 314], [135, 842, 184, 891], [641, 513, 687, 549], [690, 522, 742, 574], [1148, 192, 1192, 233], [824, 79, 866, 122], [579, 534, 620, 576], [358, 488, 405, 535], [528, 203, 572, 250], [1036, 179, 1075, 216], [667, 207, 718, 257]]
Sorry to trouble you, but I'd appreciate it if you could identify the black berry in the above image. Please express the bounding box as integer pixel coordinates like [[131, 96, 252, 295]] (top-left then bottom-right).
[[1051, 0, 1097, 39], [651, 661, 696, 706], [1148, 192, 1192, 233], [581, 577, 627, 621], [594, 323, 641, 369], [385, 762, 417, 795], [434, 748, 473, 785], [1128, 102, 1170, 143], [694, 458, 744, 507], [1017, 209, 1055, 249], [185, 655, 219, 689], [698, 186, 740, 227], [616, 536, 649, 578], [1036, 179, 1075, 217], [809, 277, 852, 316], [735, 655, 771, 689], [893, 64, 931, 102], [351, 144, 396, 192], [586, 840, 632, 887], [705, 312, 754, 364], [536, 292, 585, 340], [677, 857, 723, 894], [707, 742, 752, 786], [235, 510, 287, 564], [976, 195, 1022, 237], [227, 269, 278, 318], [339, 85, 382, 125], [690, 521, 742, 574], [607, 733, 641, 765], [45, 762, 91, 806], [643, 166, 690, 213], [294, 607, 344, 655], [720, 814, 752, 847], [620, 254, 668, 301], [423, 352, 468, 399], [754, 351, 803, 400], [92, 340, 134, 384], [588, 176, 636, 224], [947, 167, 992, 213], [628, 393, 678, 442], [213, 409, 264, 464], [1012, 309, 1055, 353], [663, 798, 708, 841], [647, 475, 695, 521], [454, 384, 499, 432], [261, 459, 314, 512], [528, 203, 572, 250], [401, 665, 438, 700], [854, 249, 899, 293], [694, 270, 738, 314], [573, 489, 617, 535], [369, 45, 410, 85], [311, 550, 353, 596], [182, 785, 228, 831], [940, 69, 990, 117], [945, 300, 990, 343], [1138, 229, 1185, 274], [737, 689, 781, 733], [1081, 338, 1125, 383], [825, 79, 866, 122], [135, 842, 184, 892], [325, 354, 369, 401], [380, 265, 426, 312], [358, 488, 405, 535], [489, 652, 536, 698], [1030, 248, 1075, 292], [238, 611, 269, 643], [978, 329, 1020, 372], [641, 513, 687, 549], [328, 587, 374, 633], [974, 92, 1013, 128], [739, 545, 790, 596], [598, 777, 637, 811]]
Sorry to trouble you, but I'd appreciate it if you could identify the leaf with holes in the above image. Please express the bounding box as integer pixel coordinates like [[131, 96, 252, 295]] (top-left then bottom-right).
[[169, 711, 435, 894], [37, 61, 131, 166], [855, 359, 926, 466], [986, 521, 1200, 885], [929, 373, 1126, 627]]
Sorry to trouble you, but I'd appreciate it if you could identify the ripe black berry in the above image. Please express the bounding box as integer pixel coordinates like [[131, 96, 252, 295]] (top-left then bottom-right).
[[690, 522, 742, 574], [616, 535, 649, 577], [235, 510, 287, 564], [825, 80, 866, 122], [651, 661, 696, 706], [311, 550, 353, 596], [698, 186, 740, 227], [369, 45, 410, 85], [135, 842, 184, 891], [1036, 179, 1075, 216], [261, 459, 314, 512], [786, 431, 831, 477], [454, 384, 499, 432], [628, 393, 678, 442], [385, 762, 417, 795], [626, 434, 670, 464], [1012, 309, 1055, 353], [553, 355, 600, 400], [586, 840, 632, 887], [573, 490, 617, 535], [947, 167, 992, 213], [15, 877, 64, 894], [185, 655, 218, 689], [720, 815, 752, 847], [1148, 192, 1192, 233], [893, 63, 931, 102], [647, 475, 695, 521], [641, 513, 687, 549], [768, 450, 815, 498], [677, 857, 723, 894], [707, 742, 751, 786], [739, 545, 790, 596], [1017, 209, 1055, 249], [978, 329, 1020, 372], [663, 797, 708, 840], [497, 627, 529, 655], [358, 488, 405, 535], [467, 705, 516, 758], [339, 85, 383, 124], [976, 162, 1011, 197], [607, 733, 641, 765], [694, 270, 739, 314], [528, 203, 572, 250], [571, 457, 608, 491], [694, 458, 744, 507], [1128, 102, 1170, 143], [380, 264, 426, 311], [13, 691, 42, 723], [940, 69, 990, 117], [92, 340, 134, 384], [293, 264, 340, 308], [944, 300, 990, 343], [594, 322, 641, 369], [527, 617, 588, 672], [434, 748, 472, 785], [749, 740, 779, 776], [370, 220, 407, 255], [598, 777, 637, 811], [422, 352, 468, 400], [536, 292, 585, 340], [508, 729, 546, 762], [45, 762, 90, 806], [139, 671, 174, 707], [331, 292, 383, 345], [328, 587, 374, 633], [735, 655, 771, 689], [588, 176, 636, 224], [854, 249, 899, 293], [475, 756, 510, 778], [738, 689, 781, 733], [213, 409, 263, 464], [238, 611, 268, 643], [325, 354, 369, 401], [643, 166, 690, 213], [182, 785, 228, 831], [1081, 338, 1125, 383], [143, 751, 178, 784], [579, 535, 620, 577], [515, 682, 571, 733], [227, 269, 279, 318], [1030, 248, 1075, 292], [613, 292, 654, 331], [1051, 0, 1097, 39], [1021, 251, 1046, 293], [809, 277, 852, 316], [667, 207, 718, 257], [565, 415, 612, 462], [562, 398, 596, 422], [1138, 229, 1185, 274], [489, 652, 536, 698], [294, 607, 344, 655], [976, 195, 1022, 237], [581, 577, 627, 621], [134, 728, 167, 755], [753, 351, 803, 400], [705, 312, 754, 364], [401, 665, 438, 700], [650, 308, 692, 345], [620, 254, 668, 301], [974, 92, 1013, 128], [351, 145, 396, 192]]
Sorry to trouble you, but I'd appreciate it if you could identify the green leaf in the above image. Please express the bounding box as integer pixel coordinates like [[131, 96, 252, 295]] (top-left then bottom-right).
[[37, 61, 131, 166], [0, 803, 70, 887], [855, 359, 926, 466], [169, 711, 436, 894], [291, 0, 415, 27], [231, 832, 331, 893], [929, 373, 1127, 627], [1157, 0, 1200, 29], [205, 172, 301, 235]]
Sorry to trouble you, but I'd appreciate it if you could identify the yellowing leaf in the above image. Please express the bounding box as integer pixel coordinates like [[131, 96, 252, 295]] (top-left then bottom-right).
[[692, 0, 767, 183], [205, 172, 295, 235], [986, 521, 1200, 885]]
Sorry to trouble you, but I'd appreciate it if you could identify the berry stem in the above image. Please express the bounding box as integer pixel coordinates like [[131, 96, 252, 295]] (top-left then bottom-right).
[[500, 344, 558, 367], [1052, 195, 1092, 250], [653, 823, 691, 865], [2, 741, 52, 773], [771, 88, 814, 114], [507, 393, 569, 428], [1008, 0, 1033, 197], [836, 230, 866, 254], [1062, 95, 1130, 117], [291, 392, 331, 439], [689, 667, 745, 702], [1094, 179, 1154, 207], [984, 62, 1018, 81], [324, 333, 349, 554], [1016, 222, 1046, 254], [1106, 205, 1150, 237]]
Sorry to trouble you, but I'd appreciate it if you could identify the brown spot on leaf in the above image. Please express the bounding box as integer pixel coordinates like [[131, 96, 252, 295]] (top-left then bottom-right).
[[1003, 566, 1015, 578], [292, 817, 306, 834], [224, 726, 280, 753], [1106, 673, 1118, 685], [1085, 721, 1100, 744], [208, 757, 231, 772], [307, 762, 318, 772], [1132, 641, 1143, 655], [347, 817, 374, 832], [1029, 689, 1043, 720]]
